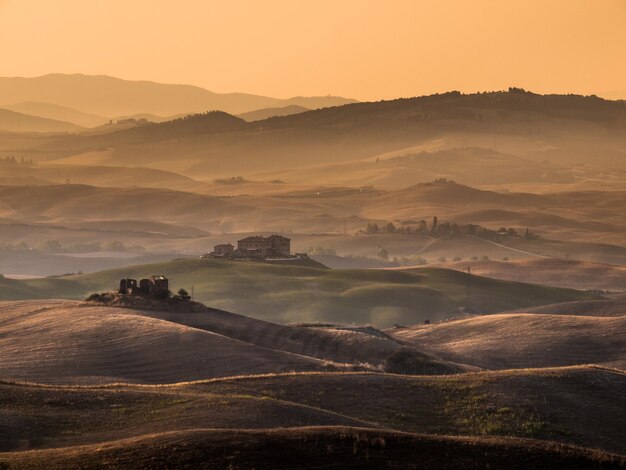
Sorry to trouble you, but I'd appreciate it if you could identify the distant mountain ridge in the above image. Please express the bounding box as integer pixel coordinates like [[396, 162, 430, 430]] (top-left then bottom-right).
[[0, 102, 107, 127], [0, 74, 357, 116], [29, 88, 626, 173], [0, 108, 82, 133]]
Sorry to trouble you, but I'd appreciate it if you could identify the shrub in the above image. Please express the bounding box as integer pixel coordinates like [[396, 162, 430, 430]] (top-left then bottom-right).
[[85, 292, 114, 303], [85, 293, 103, 302]]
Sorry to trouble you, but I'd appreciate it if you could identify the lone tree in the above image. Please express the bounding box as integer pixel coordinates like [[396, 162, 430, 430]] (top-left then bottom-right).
[[177, 288, 191, 301]]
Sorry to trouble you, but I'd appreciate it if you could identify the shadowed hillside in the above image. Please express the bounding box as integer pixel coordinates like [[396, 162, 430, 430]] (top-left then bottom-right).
[[0, 367, 625, 466], [3, 426, 622, 470], [10, 89, 623, 179], [238, 104, 309, 122]]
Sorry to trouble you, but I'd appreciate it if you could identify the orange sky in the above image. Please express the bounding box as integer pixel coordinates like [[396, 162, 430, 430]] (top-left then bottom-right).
[[1, 0, 625, 100]]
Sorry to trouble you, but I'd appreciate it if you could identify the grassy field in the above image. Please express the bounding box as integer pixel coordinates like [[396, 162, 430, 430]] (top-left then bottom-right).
[[6, 258, 599, 327]]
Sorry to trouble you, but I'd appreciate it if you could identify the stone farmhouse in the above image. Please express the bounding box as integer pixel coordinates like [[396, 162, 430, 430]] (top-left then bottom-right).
[[203, 235, 291, 259], [237, 235, 291, 257]]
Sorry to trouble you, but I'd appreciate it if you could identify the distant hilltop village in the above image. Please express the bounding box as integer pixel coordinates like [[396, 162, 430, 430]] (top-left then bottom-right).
[[203, 234, 306, 260]]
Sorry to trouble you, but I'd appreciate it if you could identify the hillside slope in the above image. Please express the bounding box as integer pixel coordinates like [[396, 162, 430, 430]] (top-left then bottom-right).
[[0, 367, 625, 464], [19, 89, 625, 177], [238, 104, 309, 122], [389, 313, 626, 370], [3, 426, 621, 470], [9, 259, 599, 327], [508, 298, 626, 316], [0, 108, 81, 133], [0, 74, 356, 116], [190, 366, 626, 453], [432, 257, 626, 291], [0, 300, 328, 384], [1, 101, 107, 127]]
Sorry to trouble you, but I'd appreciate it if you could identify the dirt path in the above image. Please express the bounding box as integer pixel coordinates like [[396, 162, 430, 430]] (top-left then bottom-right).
[[471, 236, 551, 258]]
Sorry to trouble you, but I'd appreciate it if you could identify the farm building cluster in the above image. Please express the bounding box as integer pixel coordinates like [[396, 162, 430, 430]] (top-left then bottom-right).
[[119, 275, 169, 296], [203, 235, 304, 259]]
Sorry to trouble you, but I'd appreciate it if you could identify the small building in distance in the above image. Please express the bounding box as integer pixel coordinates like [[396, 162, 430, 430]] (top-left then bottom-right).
[[213, 243, 234, 256], [237, 235, 291, 257]]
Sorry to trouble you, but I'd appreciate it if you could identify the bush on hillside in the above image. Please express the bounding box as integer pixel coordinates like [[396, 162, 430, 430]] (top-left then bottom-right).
[[85, 292, 115, 303], [174, 288, 191, 302]]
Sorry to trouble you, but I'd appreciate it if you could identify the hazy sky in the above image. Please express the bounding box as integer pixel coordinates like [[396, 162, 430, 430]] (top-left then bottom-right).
[[1, 0, 625, 100]]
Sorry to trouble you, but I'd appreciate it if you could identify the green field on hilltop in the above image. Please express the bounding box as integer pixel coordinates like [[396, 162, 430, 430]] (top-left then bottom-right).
[[1, 258, 599, 327]]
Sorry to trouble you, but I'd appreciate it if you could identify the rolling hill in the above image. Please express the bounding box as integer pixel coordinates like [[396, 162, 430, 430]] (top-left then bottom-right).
[[0, 299, 466, 384], [0, 365, 624, 466], [0, 74, 356, 116], [2, 258, 599, 326], [0, 101, 107, 127], [4, 426, 621, 470], [1, 297, 625, 467], [238, 104, 309, 122], [507, 298, 626, 317], [0, 179, 623, 246], [4, 89, 622, 178], [190, 366, 626, 453], [0, 108, 82, 133], [0, 162, 202, 190], [432, 257, 626, 291], [389, 313, 626, 370], [0, 300, 329, 384], [0, 184, 249, 223]]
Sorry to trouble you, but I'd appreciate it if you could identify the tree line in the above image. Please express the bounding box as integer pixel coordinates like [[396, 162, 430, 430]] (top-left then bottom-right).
[[363, 217, 539, 240]]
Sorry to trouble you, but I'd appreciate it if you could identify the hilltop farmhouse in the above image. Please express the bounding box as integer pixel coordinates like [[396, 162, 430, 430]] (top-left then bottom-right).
[[238, 235, 290, 257], [119, 275, 169, 296], [203, 235, 293, 259]]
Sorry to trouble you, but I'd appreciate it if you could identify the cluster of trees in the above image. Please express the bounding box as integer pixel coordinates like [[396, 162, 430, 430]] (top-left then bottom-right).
[[1, 155, 33, 166], [364, 218, 539, 240], [0, 240, 146, 254], [365, 217, 457, 236]]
